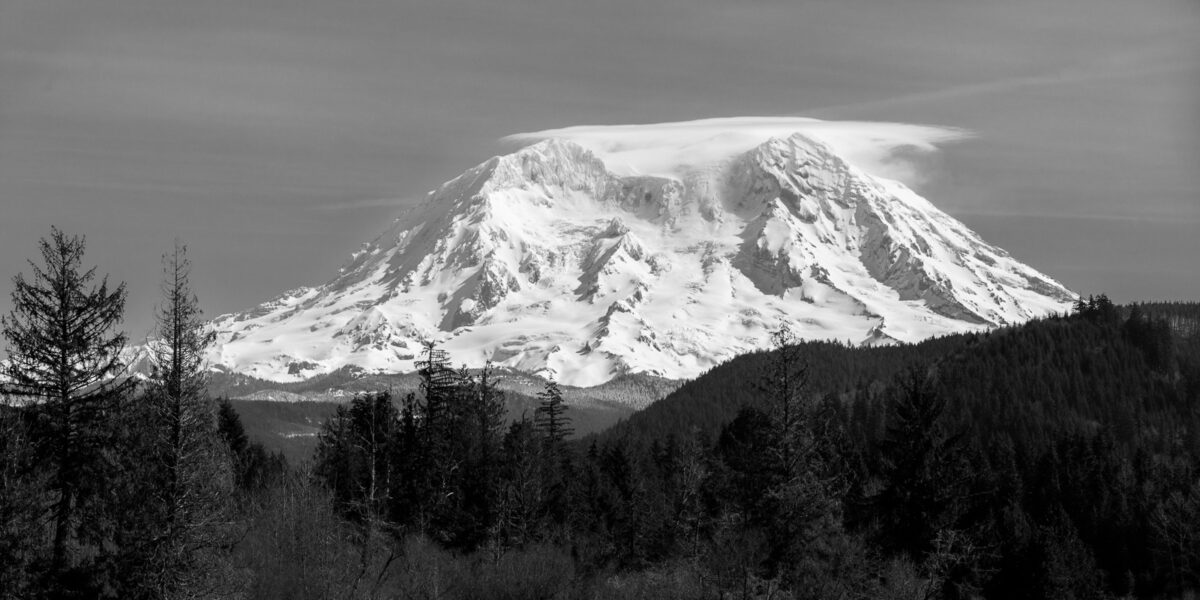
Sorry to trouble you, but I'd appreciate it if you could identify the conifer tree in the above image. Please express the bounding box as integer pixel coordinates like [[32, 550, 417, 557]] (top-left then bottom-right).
[[0, 407, 45, 598], [314, 392, 400, 527], [216, 397, 249, 458], [150, 241, 216, 418], [534, 376, 573, 448], [874, 366, 969, 560], [498, 418, 545, 546], [756, 325, 844, 586], [533, 376, 574, 533], [387, 392, 428, 530], [417, 341, 457, 434], [215, 398, 285, 492], [143, 240, 229, 596], [0, 227, 134, 578], [456, 364, 506, 547], [760, 325, 812, 478], [414, 342, 463, 540]]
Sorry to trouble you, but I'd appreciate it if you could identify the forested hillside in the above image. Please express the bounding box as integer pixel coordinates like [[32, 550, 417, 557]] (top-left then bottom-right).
[[593, 333, 973, 447], [600, 299, 1200, 452], [573, 296, 1200, 598]]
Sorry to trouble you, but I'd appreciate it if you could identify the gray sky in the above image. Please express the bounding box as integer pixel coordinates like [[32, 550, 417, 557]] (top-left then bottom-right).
[[1, 0, 1197, 341]]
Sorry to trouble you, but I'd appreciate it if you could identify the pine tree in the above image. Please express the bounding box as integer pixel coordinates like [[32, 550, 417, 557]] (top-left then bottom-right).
[[498, 418, 545, 546], [874, 366, 969, 560], [413, 342, 464, 542], [534, 376, 573, 449], [533, 376, 574, 535], [0, 227, 134, 580], [1150, 479, 1200, 593], [216, 397, 249, 458], [456, 364, 506, 548], [760, 325, 811, 476], [314, 393, 400, 525], [0, 406, 46, 598], [215, 398, 284, 492], [387, 392, 428, 530], [756, 325, 845, 588], [670, 429, 711, 560], [417, 341, 457, 434], [143, 240, 229, 595], [149, 241, 216, 417]]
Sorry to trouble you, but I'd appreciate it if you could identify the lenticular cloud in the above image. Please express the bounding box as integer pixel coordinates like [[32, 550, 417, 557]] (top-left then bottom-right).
[[505, 116, 971, 186]]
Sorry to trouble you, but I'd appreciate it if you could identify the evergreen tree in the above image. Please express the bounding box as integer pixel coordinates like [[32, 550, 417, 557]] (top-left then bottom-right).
[[408, 342, 461, 535], [142, 241, 230, 596], [533, 376, 574, 533], [534, 376, 573, 448], [669, 429, 711, 560], [760, 326, 844, 586], [417, 341, 458, 435], [216, 397, 249, 458], [874, 366, 970, 560], [0, 227, 134, 586], [387, 392, 429, 530], [313, 393, 400, 525], [714, 406, 778, 524], [453, 364, 506, 549], [0, 407, 45, 598], [497, 418, 545, 546], [215, 398, 285, 492], [1074, 293, 1120, 324], [1150, 478, 1200, 594], [760, 325, 811, 476]]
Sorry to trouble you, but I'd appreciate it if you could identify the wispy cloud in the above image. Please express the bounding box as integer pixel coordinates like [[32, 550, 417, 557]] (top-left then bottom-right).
[[953, 208, 1200, 225], [309, 197, 417, 212], [508, 116, 971, 185], [803, 46, 1197, 117]]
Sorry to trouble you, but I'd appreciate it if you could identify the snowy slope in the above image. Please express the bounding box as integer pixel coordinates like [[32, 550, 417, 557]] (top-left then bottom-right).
[[208, 119, 1075, 387]]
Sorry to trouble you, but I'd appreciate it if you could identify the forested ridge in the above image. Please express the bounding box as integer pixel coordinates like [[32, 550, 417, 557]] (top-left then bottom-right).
[[2, 227, 1199, 599], [592, 333, 974, 448], [586, 296, 1200, 597]]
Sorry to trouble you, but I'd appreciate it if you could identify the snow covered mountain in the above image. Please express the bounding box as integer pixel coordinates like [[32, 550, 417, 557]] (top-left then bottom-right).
[[207, 119, 1075, 386]]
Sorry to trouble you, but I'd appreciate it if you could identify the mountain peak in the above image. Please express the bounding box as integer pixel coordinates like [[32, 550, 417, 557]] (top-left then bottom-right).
[[208, 120, 1071, 387]]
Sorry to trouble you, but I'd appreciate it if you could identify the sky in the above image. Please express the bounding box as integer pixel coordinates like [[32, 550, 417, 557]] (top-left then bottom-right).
[[1, 0, 1197, 341]]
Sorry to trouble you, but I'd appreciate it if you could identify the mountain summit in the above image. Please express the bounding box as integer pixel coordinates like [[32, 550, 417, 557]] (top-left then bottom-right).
[[208, 121, 1075, 386]]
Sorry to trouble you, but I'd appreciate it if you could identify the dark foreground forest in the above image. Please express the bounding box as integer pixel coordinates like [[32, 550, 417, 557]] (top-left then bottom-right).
[[2, 229, 1200, 599]]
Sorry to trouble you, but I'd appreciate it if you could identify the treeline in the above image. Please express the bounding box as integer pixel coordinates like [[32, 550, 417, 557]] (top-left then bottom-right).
[[595, 332, 974, 447], [0, 230, 285, 599]]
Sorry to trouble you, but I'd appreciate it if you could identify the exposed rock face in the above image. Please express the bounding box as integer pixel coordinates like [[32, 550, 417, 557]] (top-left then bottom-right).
[[207, 135, 1075, 386]]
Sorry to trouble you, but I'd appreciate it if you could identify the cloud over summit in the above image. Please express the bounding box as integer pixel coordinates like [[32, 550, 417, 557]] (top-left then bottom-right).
[[507, 117, 972, 186]]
